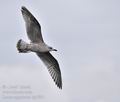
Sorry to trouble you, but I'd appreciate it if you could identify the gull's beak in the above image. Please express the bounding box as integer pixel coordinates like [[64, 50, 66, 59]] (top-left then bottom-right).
[[53, 49, 57, 51]]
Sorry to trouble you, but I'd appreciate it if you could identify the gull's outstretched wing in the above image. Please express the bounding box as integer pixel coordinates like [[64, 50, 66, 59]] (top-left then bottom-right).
[[36, 52, 62, 89], [21, 6, 44, 43]]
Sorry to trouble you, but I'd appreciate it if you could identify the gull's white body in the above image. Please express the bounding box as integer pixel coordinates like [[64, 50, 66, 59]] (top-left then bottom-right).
[[18, 39, 51, 52]]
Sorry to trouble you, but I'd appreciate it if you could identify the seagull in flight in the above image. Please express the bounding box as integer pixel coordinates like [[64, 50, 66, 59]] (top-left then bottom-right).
[[16, 6, 62, 89]]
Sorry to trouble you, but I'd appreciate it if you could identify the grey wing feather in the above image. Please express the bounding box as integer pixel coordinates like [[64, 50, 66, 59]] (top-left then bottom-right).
[[36, 52, 62, 89], [21, 6, 44, 43]]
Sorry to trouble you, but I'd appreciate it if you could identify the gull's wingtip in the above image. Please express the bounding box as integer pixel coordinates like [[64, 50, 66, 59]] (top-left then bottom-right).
[[21, 6, 25, 13], [58, 82, 62, 89], [21, 6, 29, 12], [21, 6, 26, 10], [59, 85, 62, 90]]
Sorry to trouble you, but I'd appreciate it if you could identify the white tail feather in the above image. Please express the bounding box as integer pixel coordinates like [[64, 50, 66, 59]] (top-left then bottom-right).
[[16, 39, 29, 53]]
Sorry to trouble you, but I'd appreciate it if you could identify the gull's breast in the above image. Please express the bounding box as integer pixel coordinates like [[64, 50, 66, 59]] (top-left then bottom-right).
[[28, 43, 49, 53]]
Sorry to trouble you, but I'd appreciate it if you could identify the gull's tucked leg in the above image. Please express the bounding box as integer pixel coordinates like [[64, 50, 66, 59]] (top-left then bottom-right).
[[17, 39, 30, 53]]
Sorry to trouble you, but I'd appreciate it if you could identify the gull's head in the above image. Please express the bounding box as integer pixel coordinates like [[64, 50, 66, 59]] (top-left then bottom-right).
[[48, 46, 57, 51]]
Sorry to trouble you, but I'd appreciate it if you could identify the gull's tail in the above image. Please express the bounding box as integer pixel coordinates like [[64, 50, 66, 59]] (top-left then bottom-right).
[[16, 39, 29, 53]]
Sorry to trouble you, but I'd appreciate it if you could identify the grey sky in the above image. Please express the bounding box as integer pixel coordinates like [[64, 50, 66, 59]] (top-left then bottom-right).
[[0, 0, 120, 102]]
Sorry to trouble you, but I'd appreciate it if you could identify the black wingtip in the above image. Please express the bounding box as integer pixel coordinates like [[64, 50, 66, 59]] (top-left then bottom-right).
[[21, 6, 30, 14], [54, 75, 62, 89], [58, 82, 62, 89], [21, 6, 27, 11], [59, 85, 62, 89], [21, 6, 26, 14]]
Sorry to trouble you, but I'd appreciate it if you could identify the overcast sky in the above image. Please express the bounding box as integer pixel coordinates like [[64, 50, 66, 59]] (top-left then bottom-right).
[[0, 0, 120, 102]]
